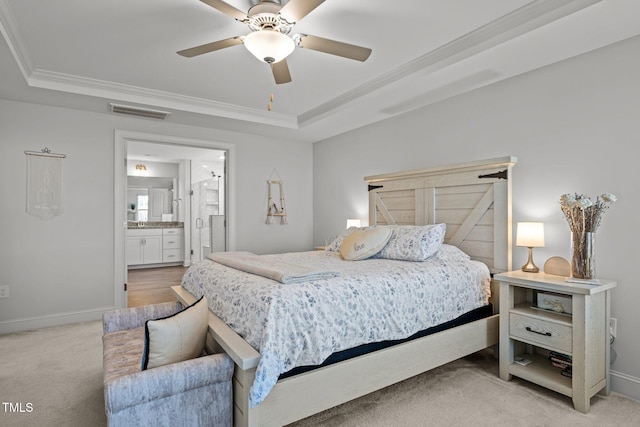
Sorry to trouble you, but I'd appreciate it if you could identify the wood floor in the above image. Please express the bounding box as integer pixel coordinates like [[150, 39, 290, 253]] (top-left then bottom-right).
[[127, 265, 189, 307]]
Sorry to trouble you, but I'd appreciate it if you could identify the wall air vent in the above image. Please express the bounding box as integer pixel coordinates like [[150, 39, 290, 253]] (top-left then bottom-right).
[[109, 103, 171, 120]]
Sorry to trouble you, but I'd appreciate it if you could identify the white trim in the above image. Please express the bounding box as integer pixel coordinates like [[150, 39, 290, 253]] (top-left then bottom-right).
[[181, 159, 192, 267], [28, 69, 296, 128], [0, 0, 600, 131], [298, 0, 602, 126], [113, 130, 236, 309], [0, 0, 33, 79], [0, 307, 111, 335], [611, 370, 640, 402], [114, 136, 127, 308]]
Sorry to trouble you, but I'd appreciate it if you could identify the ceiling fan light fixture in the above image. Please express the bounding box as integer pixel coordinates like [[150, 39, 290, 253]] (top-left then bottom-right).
[[244, 30, 295, 64]]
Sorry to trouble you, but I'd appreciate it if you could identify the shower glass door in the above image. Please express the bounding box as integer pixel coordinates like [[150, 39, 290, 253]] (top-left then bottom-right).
[[190, 158, 226, 263]]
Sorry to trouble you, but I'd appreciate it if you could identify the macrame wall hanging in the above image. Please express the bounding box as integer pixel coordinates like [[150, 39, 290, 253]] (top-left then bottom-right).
[[266, 169, 287, 225], [25, 147, 66, 220]]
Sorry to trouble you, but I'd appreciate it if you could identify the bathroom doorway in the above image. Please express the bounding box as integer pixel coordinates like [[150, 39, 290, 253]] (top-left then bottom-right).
[[114, 130, 235, 309]]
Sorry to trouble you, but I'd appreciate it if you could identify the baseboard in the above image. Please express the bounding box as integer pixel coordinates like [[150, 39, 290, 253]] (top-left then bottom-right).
[[0, 306, 113, 334], [611, 370, 640, 402]]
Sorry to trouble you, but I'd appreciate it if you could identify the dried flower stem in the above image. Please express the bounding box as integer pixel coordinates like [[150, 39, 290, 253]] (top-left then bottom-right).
[[559, 193, 616, 279]]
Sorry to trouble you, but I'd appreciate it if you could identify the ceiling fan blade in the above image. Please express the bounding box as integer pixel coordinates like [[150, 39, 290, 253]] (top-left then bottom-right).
[[271, 59, 292, 85], [279, 0, 325, 23], [200, 0, 248, 21], [177, 36, 243, 58], [298, 34, 372, 62]]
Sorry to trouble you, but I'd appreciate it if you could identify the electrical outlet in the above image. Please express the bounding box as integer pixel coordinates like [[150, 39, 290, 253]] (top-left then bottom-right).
[[610, 317, 617, 338], [0, 285, 9, 299]]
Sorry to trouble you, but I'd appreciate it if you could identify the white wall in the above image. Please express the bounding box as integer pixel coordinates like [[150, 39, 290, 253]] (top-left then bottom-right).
[[0, 100, 313, 333], [313, 35, 640, 400]]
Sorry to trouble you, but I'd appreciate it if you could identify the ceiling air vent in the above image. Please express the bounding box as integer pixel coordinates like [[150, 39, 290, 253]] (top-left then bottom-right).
[[109, 103, 171, 120]]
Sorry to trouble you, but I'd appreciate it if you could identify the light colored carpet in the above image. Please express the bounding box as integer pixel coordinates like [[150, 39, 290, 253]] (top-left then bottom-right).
[[1, 321, 639, 427], [1, 320, 105, 427]]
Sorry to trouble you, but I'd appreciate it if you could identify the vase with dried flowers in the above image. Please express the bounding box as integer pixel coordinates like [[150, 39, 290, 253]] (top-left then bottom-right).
[[559, 193, 617, 281]]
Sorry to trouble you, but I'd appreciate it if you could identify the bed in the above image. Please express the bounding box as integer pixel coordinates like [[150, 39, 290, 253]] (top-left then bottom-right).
[[172, 156, 517, 426]]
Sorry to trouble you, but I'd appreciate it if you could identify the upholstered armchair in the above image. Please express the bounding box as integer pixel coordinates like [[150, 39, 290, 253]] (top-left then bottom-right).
[[102, 302, 233, 427]]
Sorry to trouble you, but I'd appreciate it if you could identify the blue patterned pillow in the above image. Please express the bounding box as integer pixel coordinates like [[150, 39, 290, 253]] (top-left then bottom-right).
[[374, 224, 446, 261], [325, 226, 360, 252], [436, 243, 471, 260]]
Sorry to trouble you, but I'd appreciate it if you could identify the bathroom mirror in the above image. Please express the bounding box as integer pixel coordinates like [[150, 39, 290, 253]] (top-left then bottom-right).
[[127, 176, 174, 222]]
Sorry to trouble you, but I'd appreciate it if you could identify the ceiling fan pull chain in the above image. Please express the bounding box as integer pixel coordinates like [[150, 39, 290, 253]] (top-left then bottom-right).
[[267, 92, 275, 111]]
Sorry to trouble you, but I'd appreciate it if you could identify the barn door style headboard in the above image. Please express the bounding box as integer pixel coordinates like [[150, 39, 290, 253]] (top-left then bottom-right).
[[365, 156, 517, 274]]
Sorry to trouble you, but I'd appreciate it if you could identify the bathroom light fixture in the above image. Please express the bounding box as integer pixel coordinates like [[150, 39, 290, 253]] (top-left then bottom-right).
[[135, 164, 147, 171], [516, 222, 545, 273], [243, 30, 295, 64]]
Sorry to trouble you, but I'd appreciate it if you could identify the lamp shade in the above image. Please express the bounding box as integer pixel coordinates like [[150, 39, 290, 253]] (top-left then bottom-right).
[[516, 222, 545, 247], [346, 219, 361, 229], [244, 30, 295, 64]]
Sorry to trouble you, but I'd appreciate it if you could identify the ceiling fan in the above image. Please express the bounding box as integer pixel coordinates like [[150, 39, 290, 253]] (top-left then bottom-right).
[[178, 0, 372, 84]]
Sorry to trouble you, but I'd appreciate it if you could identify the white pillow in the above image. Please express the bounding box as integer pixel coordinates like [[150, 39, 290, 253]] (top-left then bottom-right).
[[339, 227, 392, 261], [142, 296, 209, 370], [374, 224, 446, 262]]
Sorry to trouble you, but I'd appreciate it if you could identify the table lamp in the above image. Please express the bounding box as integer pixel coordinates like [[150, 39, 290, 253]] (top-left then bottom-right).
[[516, 222, 545, 273], [346, 219, 361, 229]]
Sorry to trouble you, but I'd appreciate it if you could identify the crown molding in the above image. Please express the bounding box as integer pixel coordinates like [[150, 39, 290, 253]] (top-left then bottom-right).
[[26, 68, 298, 128], [0, 0, 297, 128], [0, 0, 33, 79], [379, 70, 502, 116], [1, 0, 601, 131], [297, 0, 602, 127]]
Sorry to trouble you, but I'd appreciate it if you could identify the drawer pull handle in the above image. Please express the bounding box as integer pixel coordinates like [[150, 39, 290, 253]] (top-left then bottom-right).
[[526, 326, 552, 337]]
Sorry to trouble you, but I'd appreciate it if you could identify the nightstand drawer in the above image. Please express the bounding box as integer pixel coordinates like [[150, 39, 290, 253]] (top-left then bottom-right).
[[510, 313, 572, 353]]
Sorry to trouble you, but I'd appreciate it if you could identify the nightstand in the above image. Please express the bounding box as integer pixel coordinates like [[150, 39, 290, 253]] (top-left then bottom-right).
[[495, 270, 617, 413]]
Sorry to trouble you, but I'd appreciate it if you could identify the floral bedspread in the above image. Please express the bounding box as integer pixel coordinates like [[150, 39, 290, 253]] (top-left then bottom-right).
[[181, 245, 491, 407]]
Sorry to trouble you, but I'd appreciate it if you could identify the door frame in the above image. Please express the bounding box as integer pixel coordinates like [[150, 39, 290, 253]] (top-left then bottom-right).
[[114, 130, 236, 309]]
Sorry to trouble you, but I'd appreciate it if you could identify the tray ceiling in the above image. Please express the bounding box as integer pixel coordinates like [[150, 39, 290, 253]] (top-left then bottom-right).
[[1, 0, 639, 142]]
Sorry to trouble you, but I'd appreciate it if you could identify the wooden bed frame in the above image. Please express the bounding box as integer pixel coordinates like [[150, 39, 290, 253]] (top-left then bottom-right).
[[172, 156, 517, 427]]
